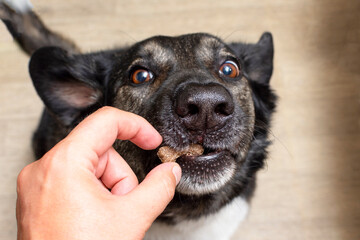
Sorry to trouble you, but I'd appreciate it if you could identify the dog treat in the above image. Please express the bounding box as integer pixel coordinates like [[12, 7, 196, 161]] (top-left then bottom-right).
[[157, 144, 204, 163]]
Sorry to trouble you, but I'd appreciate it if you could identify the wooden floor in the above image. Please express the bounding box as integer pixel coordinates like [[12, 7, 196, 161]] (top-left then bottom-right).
[[0, 0, 359, 239]]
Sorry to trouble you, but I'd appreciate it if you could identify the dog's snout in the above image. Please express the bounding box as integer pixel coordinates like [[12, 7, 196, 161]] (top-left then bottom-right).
[[175, 83, 234, 130]]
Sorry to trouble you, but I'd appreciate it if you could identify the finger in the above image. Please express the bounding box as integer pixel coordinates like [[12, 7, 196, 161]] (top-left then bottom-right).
[[62, 106, 162, 169], [68, 106, 162, 153], [96, 147, 139, 196], [122, 163, 181, 223]]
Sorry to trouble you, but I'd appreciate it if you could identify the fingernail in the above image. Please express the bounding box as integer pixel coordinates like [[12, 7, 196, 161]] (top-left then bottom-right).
[[172, 164, 182, 185]]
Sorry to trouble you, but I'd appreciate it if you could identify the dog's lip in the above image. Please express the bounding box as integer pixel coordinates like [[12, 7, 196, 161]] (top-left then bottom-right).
[[176, 149, 230, 166], [183, 148, 223, 161]]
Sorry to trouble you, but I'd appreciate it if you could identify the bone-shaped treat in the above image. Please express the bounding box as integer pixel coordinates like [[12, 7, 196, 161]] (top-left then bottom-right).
[[157, 144, 204, 163]]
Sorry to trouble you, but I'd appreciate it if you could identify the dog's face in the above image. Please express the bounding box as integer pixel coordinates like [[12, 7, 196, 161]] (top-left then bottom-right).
[[29, 32, 275, 220], [110, 33, 255, 195]]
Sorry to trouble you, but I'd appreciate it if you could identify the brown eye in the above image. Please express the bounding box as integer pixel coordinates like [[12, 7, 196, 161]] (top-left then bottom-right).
[[131, 69, 154, 84], [219, 60, 240, 78]]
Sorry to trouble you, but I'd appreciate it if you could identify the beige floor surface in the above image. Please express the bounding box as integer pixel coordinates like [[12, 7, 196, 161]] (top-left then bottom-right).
[[0, 0, 359, 239]]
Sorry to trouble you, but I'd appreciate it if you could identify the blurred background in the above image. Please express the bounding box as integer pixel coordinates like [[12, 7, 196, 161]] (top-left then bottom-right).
[[0, 0, 359, 239]]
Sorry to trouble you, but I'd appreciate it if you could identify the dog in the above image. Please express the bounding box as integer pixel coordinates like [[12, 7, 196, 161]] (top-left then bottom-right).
[[0, 1, 276, 239]]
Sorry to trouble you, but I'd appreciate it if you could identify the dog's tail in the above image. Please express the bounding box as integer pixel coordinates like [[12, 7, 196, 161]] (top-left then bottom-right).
[[0, 0, 80, 55]]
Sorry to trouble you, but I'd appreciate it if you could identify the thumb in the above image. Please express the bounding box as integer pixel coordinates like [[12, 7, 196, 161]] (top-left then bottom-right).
[[123, 163, 181, 224]]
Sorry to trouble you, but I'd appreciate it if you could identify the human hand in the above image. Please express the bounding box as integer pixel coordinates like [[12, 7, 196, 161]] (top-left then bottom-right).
[[16, 107, 181, 240]]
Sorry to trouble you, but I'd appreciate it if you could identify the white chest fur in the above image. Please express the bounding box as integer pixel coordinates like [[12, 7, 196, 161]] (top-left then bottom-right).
[[145, 197, 249, 240]]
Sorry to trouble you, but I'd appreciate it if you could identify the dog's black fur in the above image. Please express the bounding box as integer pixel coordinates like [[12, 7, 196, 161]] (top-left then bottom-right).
[[1, 1, 276, 234]]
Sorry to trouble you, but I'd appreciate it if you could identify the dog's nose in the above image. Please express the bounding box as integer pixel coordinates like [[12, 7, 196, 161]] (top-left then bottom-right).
[[175, 83, 234, 131]]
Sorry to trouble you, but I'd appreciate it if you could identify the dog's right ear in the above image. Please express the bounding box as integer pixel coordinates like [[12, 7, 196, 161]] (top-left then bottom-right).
[[29, 47, 107, 126]]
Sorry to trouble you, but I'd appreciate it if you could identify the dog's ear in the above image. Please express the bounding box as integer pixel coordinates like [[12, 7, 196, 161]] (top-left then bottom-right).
[[230, 32, 274, 84], [29, 47, 107, 126]]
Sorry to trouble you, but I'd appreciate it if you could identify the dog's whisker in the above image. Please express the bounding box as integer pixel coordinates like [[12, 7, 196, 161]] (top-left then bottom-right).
[[115, 30, 138, 44], [221, 29, 244, 42]]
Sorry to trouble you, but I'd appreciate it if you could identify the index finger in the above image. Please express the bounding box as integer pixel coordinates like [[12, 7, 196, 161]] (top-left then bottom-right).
[[65, 106, 162, 158]]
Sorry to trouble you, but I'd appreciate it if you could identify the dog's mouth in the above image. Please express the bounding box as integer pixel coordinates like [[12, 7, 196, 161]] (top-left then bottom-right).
[[159, 145, 237, 195], [178, 147, 226, 165]]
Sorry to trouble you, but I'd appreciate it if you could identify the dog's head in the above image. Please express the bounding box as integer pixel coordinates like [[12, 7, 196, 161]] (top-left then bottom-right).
[[29, 32, 275, 219]]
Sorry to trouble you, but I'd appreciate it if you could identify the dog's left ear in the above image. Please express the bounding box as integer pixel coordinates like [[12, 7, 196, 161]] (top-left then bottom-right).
[[229, 32, 274, 84], [29, 47, 109, 126]]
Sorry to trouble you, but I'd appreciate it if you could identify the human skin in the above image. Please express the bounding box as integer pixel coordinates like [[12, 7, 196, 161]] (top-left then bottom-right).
[[16, 107, 182, 240]]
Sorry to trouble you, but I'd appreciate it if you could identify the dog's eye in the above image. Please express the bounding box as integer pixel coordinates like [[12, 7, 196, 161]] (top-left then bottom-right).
[[219, 60, 240, 78], [131, 69, 154, 84]]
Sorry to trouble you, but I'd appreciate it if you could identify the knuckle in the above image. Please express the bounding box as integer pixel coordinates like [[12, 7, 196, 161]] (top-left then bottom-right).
[[38, 143, 72, 175], [17, 166, 28, 189], [16, 163, 35, 193], [98, 106, 115, 115]]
